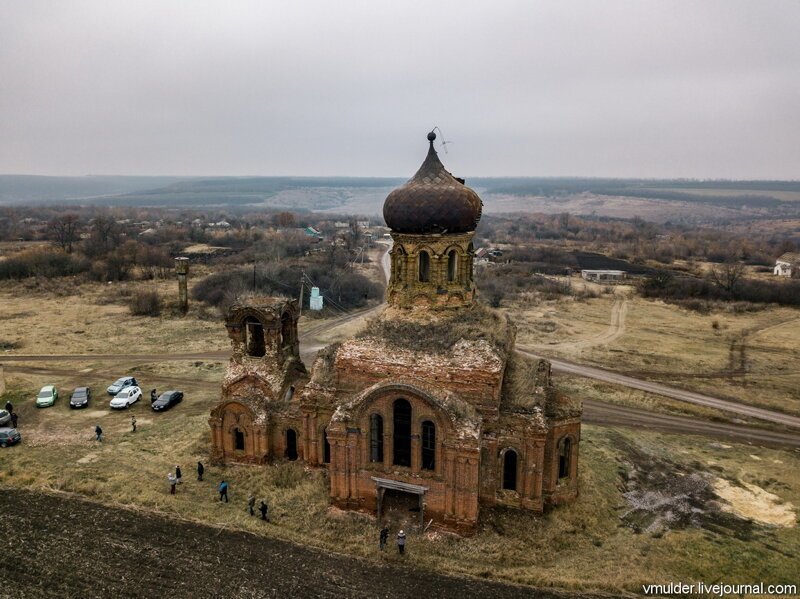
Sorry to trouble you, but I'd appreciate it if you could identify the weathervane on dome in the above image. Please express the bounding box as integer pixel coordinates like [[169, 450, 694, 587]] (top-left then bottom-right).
[[430, 126, 452, 154]]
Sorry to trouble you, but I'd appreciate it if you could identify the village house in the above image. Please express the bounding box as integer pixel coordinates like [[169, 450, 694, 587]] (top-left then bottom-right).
[[209, 132, 582, 532], [581, 269, 627, 283], [774, 252, 800, 277]]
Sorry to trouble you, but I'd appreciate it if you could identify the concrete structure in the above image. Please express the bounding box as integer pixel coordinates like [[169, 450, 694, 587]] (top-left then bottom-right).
[[580, 269, 626, 282], [774, 253, 800, 277], [209, 132, 581, 532], [175, 257, 189, 314], [309, 287, 323, 311]]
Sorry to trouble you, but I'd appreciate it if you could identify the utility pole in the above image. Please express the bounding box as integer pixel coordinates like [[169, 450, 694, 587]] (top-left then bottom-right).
[[253, 261, 256, 292], [298, 270, 305, 317]]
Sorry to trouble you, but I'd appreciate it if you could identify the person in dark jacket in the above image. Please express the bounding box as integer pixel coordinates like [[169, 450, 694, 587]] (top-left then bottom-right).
[[248, 495, 256, 516], [259, 500, 269, 521], [4, 401, 13, 413], [397, 530, 406, 555], [168, 472, 177, 495], [175, 465, 182, 484], [10, 412, 18, 429], [197, 461, 204, 481], [218, 480, 229, 502], [130, 415, 136, 433], [150, 389, 157, 403], [379, 526, 389, 551], [95, 425, 103, 442]]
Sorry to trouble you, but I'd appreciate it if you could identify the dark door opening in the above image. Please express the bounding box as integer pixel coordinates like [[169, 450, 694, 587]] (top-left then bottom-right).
[[558, 438, 571, 479], [323, 429, 331, 464], [393, 398, 411, 467], [244, 317, 265, 357], [285, 428, 298, 461], [234, 428, 245, 451]]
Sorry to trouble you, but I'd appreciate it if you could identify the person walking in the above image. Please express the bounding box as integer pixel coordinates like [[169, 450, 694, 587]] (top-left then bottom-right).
[[379, 526, 389, 551], [175, 465, 182, 485], [397, 530, 406, 555], [197, 461, 204, 481], [247, 495, 256, 516], [218, 480, 229, 503], [259, 500, 269, 522], [168, 472, 177, 495], [150, 389, 157, 403], [130, 415, 137, 433], [94, 425, 103, 442], [10, 412, 18, 429]]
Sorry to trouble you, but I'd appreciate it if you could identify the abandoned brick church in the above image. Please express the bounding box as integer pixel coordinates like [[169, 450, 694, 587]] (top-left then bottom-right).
[[209, 132, 582, 531]]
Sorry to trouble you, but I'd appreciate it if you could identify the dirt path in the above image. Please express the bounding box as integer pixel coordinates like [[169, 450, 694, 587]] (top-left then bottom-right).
[[0, 488, 587, 599], [530, 296, 629, 351], [522, 350, 800, 429]]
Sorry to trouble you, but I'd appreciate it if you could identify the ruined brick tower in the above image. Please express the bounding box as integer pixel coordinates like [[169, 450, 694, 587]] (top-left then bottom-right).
[[209, 132, 582, 531]]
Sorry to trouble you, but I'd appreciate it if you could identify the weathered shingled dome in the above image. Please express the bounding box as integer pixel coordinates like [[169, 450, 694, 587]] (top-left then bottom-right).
[[383, 131, 483, 234]]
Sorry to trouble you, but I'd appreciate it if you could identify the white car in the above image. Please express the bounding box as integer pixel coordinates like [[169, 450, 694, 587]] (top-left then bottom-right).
[[110, 386, 142, 409]]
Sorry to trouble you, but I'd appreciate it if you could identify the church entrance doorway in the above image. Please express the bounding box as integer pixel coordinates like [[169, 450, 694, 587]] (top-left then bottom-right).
[[372, 477, 428, 529]]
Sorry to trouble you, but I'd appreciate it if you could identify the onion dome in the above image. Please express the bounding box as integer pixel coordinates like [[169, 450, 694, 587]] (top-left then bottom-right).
[[383, 131, 483, 234]]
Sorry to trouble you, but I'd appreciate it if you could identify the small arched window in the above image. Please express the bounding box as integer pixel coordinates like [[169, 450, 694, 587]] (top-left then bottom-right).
[[447, 250, 457, 282], [421, 420, 436, 471], [558, 437, 572, 479], [234, 428, 245, 451], [369, 414, 384, 463], [418, 251, 430, 283], [502, 449, 518, 491]]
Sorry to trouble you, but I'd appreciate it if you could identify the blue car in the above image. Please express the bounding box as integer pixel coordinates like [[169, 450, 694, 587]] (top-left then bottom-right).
[[107, 377, 138, 396]]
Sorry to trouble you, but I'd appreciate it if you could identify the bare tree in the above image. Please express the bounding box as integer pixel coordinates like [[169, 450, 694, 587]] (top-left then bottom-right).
[[48, 214, 80, 254], [709, 262, 745, 293]]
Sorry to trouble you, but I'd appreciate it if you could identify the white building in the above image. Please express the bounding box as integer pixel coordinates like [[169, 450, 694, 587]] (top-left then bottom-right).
[[774, 253, 800, 277], [581, 269, 627, 282]]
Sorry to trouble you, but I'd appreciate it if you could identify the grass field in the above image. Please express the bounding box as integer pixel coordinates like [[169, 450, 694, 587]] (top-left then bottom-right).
[[0, 376, 797, 595], [515, 291, 800, 418]]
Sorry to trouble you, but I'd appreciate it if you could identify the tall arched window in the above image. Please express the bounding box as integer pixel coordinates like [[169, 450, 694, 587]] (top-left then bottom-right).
[[369, 414, 384, 463], [421, 420, 436, 471], [502, 449, 518, 491], [418, 251, 430, 283], [285, 428, 298, 461], [558, 437, 572, 479], [234, 428, 245, 451], [447, 250, 457, 282], [244, 317, 265, 357], [393, 399, 412, 467], [280, 312, 293, 354]]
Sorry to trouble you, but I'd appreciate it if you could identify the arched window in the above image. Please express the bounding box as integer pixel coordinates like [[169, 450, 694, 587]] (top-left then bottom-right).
[[447, 250, 457, 282], [285, 428, 298, 461], [244, 317, 265, 357], [234, 428, 245, 451], [421, 420, 436, 471], [558, 437, 572, 479], [393, 399, 412, 467], [283, 385, 295, 402], [418, 251, 430, 283], [502, 449, 518, 491], [369, 414, 384, 463], [323, 428, 331, 464]]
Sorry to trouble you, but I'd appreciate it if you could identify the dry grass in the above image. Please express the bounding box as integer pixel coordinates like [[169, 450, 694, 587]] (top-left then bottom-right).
[[1, 373, 798, 594], [514, 295, 800, 417]]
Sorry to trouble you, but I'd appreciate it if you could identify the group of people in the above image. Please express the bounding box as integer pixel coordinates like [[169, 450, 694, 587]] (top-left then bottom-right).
[[4, 401, 19, 429], [380, 526, 407, 555]]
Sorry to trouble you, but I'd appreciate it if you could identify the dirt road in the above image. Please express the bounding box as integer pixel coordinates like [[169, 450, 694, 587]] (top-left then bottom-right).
[[530, 296, 629, 351], [0, 488, 585, 599], [520, 349, 800, 430]]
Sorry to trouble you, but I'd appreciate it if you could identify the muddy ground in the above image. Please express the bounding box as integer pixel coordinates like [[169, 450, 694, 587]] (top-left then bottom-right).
[[0, 488, 607, 599]]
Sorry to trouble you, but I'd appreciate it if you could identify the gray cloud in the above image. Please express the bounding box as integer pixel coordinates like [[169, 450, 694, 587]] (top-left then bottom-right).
[[1, 0, 798, 178]]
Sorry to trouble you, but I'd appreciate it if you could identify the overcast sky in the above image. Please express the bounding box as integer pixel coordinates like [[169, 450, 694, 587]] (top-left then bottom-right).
[[1, 0, 798, 179]]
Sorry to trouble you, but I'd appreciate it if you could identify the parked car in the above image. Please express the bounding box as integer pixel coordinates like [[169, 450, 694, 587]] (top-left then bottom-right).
[[70, 387, 91, 409], [152, 390, 184, 412], [36, 385, 58, 408], [110, 386, 142, 409], [0, 410, 10, 427], [106, 377, 138, 395], [0, 427, 21, 447]]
